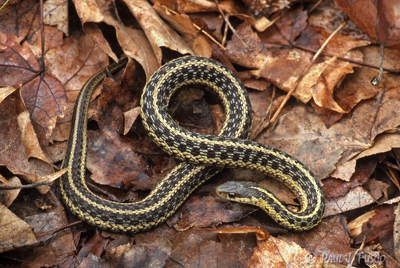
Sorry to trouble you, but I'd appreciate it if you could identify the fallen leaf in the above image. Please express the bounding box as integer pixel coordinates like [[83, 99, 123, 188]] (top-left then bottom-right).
[[335, 0, 400, 48], [0, 202, 37, 253], [0, 177, 22, 207], [249, 236, 323, 267]]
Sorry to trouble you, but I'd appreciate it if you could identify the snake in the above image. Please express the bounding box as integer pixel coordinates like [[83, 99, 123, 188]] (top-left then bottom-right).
[[60, 56, 325, 233]]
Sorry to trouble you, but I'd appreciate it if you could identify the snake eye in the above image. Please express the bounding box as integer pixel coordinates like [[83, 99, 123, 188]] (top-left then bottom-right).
[[228, 192, 236, 198]]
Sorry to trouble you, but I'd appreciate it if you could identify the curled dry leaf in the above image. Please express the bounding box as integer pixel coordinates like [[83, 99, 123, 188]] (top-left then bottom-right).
[[153, 3, 212, 57], [335, 0, 400, 49], [348, 210, 376, 237], [123, 107, 141, 135], [124, 0, 194, 63], [0, 89, 54, 193], [351, 205, 395, 256], [72, 0, 159, 78]]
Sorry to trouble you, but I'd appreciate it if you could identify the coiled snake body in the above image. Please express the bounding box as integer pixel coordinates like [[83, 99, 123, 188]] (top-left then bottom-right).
[[60, 56, 325, 232]]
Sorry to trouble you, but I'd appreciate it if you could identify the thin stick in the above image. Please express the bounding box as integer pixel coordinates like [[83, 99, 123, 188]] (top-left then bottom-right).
[[293, 43, 398, 73], [221, 13, 229, 47], [308, 0, 323, 13], [371, 42, 385, 86], [0, 0, 9, 12], [0, 181, 52, 190], [214, 0, 252, 52], [193, 23, 225, 50]]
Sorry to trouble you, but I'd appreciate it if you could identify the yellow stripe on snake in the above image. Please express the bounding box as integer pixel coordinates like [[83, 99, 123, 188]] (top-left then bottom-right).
[[60, 56, 325, 233]]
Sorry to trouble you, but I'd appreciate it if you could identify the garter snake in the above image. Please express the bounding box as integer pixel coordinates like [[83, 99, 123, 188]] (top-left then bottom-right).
[[60, 56, 325, 232]]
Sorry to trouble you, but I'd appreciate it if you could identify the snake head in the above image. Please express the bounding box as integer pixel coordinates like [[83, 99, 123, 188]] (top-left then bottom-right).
[[216, 181, 262, 204]]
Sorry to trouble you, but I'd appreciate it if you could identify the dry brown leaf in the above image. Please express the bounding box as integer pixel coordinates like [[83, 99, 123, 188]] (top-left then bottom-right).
[[335, 0, 400, 48], [115, 27, 159, 79], [13, 191, 77, 266], [228, 17, 368, 108], [23, 168, 68, 195], [0, 86, 18, 103], [324, 158, 376, 197], [72, 0, 118, 62], [43, 0, 68, 35], [348, 210, 376, 237], [325, 186, 376, 217], [0, 89, 55, 190], [153, 3, 212, 57], [0, 174, 7, 185], [0, 202, 37, 253], [45, 34, 109, 135], [17, 111, 48, 162], [0, 1, 39, 42], [226, 22, 271, 70], [45, 31, 109, 102], [0, 177, 22, 207], [256, 104, 347, 180], [73, 0, 159, 78], [124, 0, 194, 62], [87, 130, 149, 187], [249, 236, 323, 267], [123, 107, 140, 135], [21, 73, 67, 146], [234, 14, 276, 32], [167, 193, 256, 230], [351, 205, 395, 256], [101, 237, 172, 267], [165, 231, 255, 267], [281, 216, 355, 266], [257, 5, 370, 111], [0, 31, 40, 87], [154, 0, 243, 14]]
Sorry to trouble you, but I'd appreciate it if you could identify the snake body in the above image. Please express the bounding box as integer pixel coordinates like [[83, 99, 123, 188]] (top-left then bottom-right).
[[60, 56, 325, 232]]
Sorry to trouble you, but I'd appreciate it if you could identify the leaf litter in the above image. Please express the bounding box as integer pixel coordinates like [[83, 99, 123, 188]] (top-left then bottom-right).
[[0, 0, 400, 267]]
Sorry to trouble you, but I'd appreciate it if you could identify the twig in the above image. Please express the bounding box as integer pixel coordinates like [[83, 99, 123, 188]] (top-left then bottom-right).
[[293, 43, 399, 73], [346, 235, 366, 268], [166, 8, 225, 50], [371, 42, 385, 86], [221, 13, 229, 47], [0, 0, 9, 12], [214, 0, 252, 52], [35, 221, 84, 242], [308, 0, 323, 13], [193, 22, 225, 50], [0, 181, 52, 190]]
